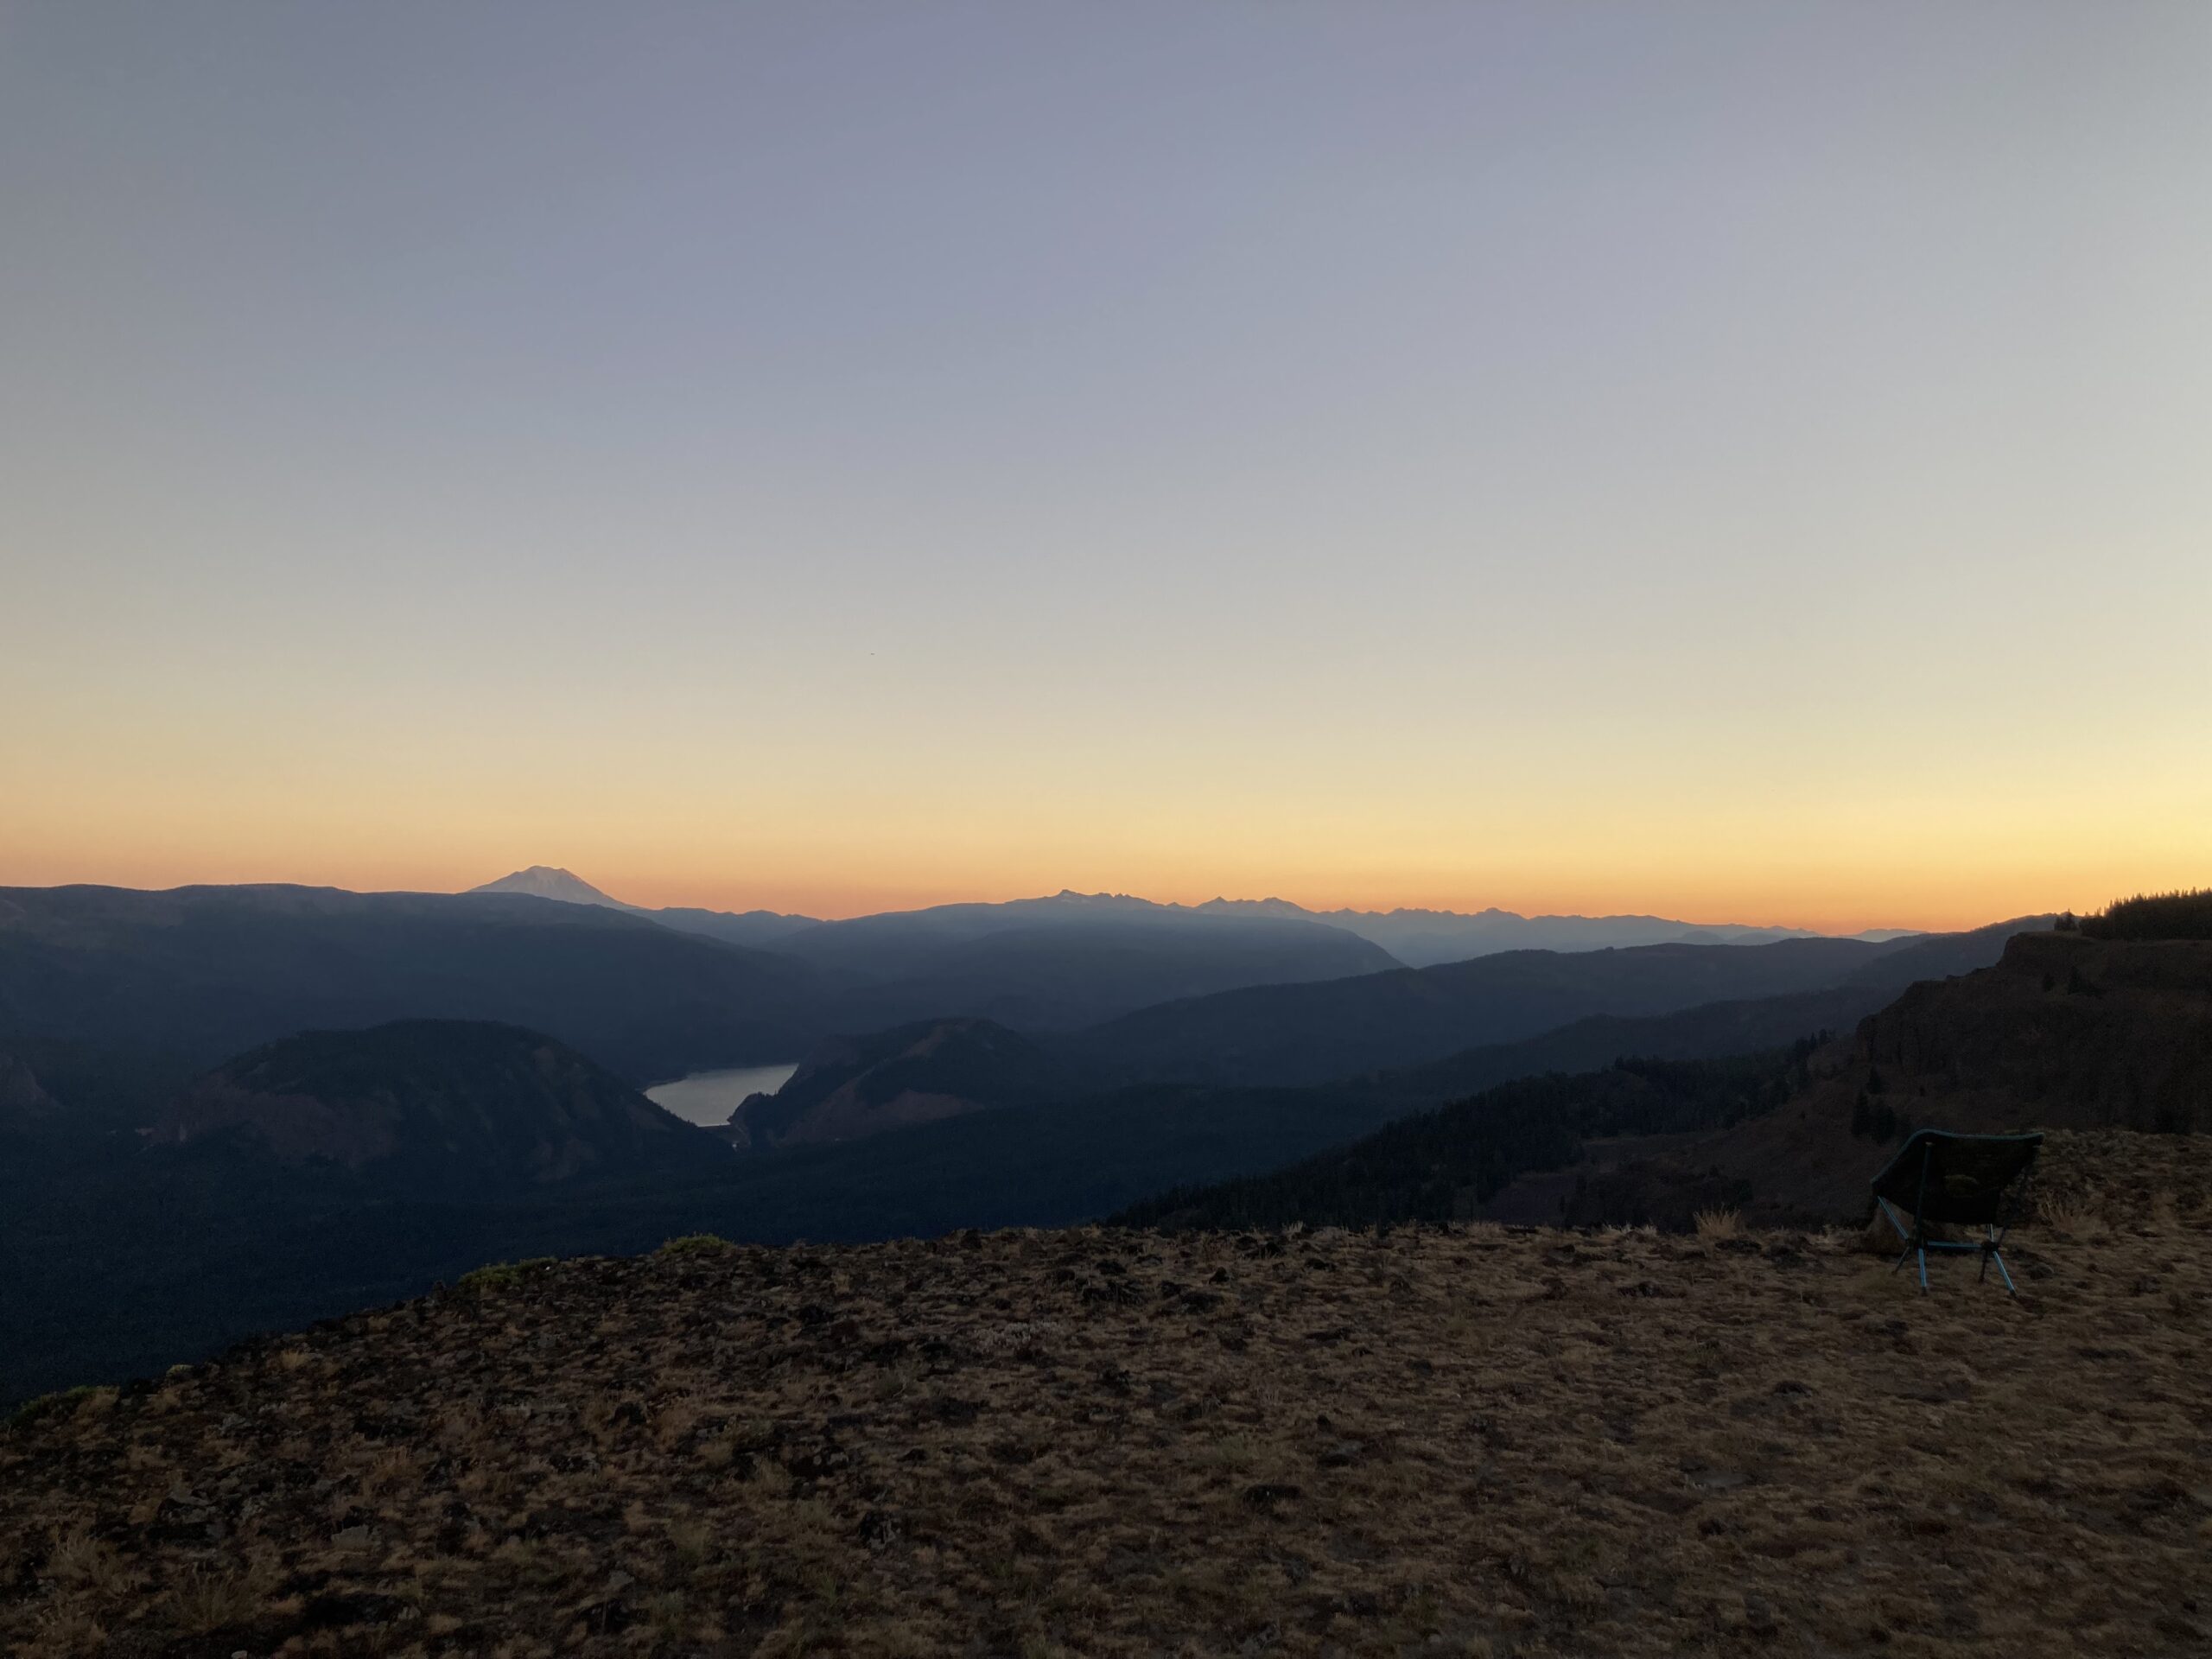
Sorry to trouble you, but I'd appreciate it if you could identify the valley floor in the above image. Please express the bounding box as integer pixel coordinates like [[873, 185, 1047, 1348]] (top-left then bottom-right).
[[5, 1130, 2210, 1658]]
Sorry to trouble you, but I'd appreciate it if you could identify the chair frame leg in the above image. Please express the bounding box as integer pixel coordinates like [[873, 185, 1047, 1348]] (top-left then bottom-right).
[[1876, 1198, 2018, 1295], [1980, 1224, 2018, 1296], [1878, 1198, 1929, 1294], [1986, 1248, 2017, 1295], [1870, 1135, 2038, 1299]]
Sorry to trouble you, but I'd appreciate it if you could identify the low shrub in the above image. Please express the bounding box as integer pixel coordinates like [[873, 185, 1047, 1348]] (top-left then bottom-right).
[[455, 1256, 556, 1294], [5, 1385, 109, 1433]]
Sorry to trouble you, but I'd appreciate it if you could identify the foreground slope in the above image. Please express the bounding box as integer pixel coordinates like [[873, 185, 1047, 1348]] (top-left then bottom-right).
[[5, 1132, 2207, 1659]]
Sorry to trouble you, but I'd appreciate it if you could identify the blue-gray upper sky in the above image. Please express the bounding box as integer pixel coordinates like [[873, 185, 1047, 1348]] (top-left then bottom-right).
[[3, 3, 2208, 925]]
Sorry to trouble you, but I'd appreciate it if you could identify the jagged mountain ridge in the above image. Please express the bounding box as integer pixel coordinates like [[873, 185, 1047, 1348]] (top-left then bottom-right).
[[469, 868, 1917, 969]]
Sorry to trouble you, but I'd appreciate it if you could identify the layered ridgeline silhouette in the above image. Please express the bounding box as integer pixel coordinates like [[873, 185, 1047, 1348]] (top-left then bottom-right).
[[1052, 925, 2028, 1090], [0, 865, 1999, 1146], [1120, 910, 2208, 1235], [474, 870, 1402, 1021], [714, 923, 2035, 1153], [9, 872, 1918, 1133], [0, 884, 832, 1124], [760, 894, 1397, 1031], [474, 864, 1918, 970], [1187, 897, 1916, 966], [2, 911, 2040, 1402]]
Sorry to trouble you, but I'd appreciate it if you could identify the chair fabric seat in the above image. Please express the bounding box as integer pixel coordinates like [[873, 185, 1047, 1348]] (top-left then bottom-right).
[[1871, 1130, 2043, 1228], [1869, 1128, 2042, 1294]]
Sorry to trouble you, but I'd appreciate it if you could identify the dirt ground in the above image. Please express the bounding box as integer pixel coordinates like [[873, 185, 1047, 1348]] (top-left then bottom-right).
[[5, 1129, 2209, 1658]]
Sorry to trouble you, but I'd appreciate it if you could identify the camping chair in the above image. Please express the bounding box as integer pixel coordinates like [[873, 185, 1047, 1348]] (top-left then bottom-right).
[[1870, 1129, 2042, 1295]]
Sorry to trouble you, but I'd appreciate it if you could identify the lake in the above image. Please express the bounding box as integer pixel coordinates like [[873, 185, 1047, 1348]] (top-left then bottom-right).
[[645, 1063, 799, 1128]]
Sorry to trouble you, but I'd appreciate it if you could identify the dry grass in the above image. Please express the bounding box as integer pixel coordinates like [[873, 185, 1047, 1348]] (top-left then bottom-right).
[[2, 1129, 2209, 1657], [1691, 1205, 1743, 1238], [168, 1560, 276, 1635]]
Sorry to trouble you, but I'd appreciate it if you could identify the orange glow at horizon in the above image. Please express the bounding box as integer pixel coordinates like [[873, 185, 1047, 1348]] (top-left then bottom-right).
[[3, 5, 2209, 946], [3, 821, 2199, 938]]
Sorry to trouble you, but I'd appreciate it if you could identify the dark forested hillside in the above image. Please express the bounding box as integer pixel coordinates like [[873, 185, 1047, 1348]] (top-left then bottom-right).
[[1116, 1046, 1815, 1231], [1065, 937, 1882, 1087], [2080, 888, 2212, 941], [154, 1020, 727, 1190], [0, 885, 833, 1122], [733, 1017, 1071, 1148], [0, 1074, 1404, 1405], [1063, 920, 2038, 1090], [1482, 926, 2212, 1230]]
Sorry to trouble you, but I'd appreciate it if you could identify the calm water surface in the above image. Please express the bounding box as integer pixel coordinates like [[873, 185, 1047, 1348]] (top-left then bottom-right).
[[646, 1063, 799, 1127]]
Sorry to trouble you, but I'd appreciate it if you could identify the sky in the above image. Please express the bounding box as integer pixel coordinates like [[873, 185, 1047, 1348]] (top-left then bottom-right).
[[3, 3, 2208, 931]]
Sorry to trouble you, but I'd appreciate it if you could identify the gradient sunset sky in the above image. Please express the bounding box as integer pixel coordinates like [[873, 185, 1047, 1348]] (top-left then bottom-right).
[[3, 3, 2207, 931]]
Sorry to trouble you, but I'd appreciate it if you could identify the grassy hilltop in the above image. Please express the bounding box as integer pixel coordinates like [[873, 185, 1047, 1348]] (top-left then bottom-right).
[[5, 1129, 2209, 1658]]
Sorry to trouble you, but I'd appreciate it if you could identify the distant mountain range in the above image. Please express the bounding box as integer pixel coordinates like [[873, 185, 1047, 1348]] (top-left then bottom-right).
[[470, 869, 1403, 1031], [0, 872, 1978, 1144], [469, 866, 818, 948], [468, 867, 1918, 969], [1189, 897, 1917, 965]]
